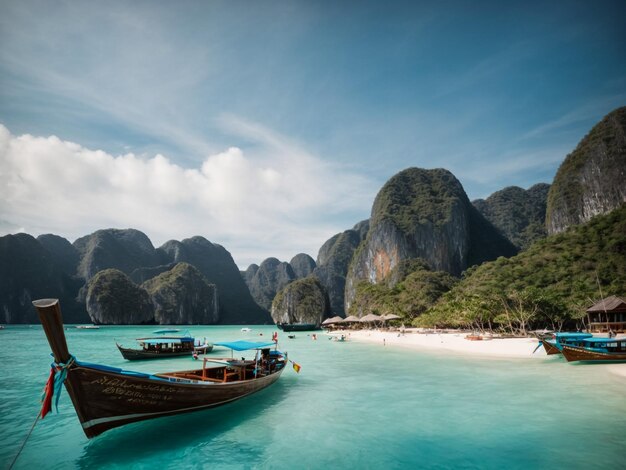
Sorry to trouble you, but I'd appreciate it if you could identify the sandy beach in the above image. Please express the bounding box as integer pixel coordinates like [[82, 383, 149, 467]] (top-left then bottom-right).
[[330, 329, 626, 380]]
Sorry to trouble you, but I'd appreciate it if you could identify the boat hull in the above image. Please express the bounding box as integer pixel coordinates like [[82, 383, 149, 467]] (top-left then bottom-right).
[[33, 298, 287, 439], [542, 340, 562, 355], [560, 344, 626, 363], [64, 363, 284, 438], [277, 323, 319, 332], [116, 344, 213, 360]]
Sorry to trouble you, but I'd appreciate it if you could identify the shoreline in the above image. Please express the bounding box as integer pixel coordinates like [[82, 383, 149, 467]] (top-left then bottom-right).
[[330, 329, 626, 380]]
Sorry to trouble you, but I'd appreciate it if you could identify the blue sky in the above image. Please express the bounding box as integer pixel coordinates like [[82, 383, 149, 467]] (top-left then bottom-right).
[[1, 0, 625, 267]]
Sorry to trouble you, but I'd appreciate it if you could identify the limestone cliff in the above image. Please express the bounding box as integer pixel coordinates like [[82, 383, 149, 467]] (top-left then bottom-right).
[[473, 183, 550, 250], [129, 263, 178, 285], [74, 228, 160, 280], [245, 257, 295, 311], [37, 234, 80, 277], [85, 269, 154, 324], [546, 106, 626, 234], [158, 236, 270, 324], [271, 277, 329, 326], [142, 263, 219, 324], [312, 220, 369, 317], [242, 264, 259, 285], [290, 253, 316, 279], [345, 168, 516, 312], [0, 233, 86, 323]]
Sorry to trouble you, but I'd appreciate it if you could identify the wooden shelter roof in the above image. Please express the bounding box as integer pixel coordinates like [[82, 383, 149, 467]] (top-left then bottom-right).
[[586, 296, 626, 313]]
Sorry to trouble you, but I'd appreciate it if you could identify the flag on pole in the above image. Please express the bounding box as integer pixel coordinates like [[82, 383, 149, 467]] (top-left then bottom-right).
[[290, 360, 301, 373]]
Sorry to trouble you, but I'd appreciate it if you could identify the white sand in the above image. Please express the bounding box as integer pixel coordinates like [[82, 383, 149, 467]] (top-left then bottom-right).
[[331, 329, 626, 380]]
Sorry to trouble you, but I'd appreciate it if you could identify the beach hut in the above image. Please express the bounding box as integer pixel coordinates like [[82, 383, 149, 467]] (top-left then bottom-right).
[[587, 296, 626, 333]]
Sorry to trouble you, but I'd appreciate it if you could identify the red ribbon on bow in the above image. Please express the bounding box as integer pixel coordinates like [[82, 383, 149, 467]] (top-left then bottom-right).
[[40, 367, 55, 419]]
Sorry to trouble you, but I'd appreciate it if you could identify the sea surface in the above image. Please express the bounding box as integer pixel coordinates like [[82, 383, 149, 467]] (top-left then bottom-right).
[[1, 324, 624, 469]]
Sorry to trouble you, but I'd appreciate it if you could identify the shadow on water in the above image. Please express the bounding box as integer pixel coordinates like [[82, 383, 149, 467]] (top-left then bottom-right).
[[75, 378, 295, 468]]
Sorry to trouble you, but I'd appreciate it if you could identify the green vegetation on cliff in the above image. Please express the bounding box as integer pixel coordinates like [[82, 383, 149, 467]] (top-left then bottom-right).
[[371, 168, 467, 233], [86, 268, 154, 324], [473, 183, 550, 250], [271, 276, 329, 325], [546, 106, 626, 234], [419, 204, 626, 333], [349, 259, 457, 319], [142, 262, 219, 324]]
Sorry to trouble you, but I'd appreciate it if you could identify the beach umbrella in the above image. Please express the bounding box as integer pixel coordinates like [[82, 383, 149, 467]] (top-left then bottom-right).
[[322, 316, 343, 325], [360, 313, 382, 322], [381, 314, 401, 321], [343, 315, 360, 322]]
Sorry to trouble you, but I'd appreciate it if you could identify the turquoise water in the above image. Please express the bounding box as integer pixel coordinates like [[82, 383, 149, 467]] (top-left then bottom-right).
[[1, 325, 624, 469]]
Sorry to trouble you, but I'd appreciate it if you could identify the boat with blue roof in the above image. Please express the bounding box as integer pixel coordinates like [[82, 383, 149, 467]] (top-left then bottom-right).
[[33, 298, 292, 438], [537, 332, 593, 355], [116, 333, 213, 360], [560, 337, 626, 362]]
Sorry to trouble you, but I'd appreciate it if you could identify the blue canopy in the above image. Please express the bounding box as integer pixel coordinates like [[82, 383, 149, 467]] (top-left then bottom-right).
[[214, 340, 275, 351], [554, 332, 592, 338]]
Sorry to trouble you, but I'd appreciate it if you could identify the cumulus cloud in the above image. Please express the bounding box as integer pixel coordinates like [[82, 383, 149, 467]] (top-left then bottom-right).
[[0, 124, 374, 267]]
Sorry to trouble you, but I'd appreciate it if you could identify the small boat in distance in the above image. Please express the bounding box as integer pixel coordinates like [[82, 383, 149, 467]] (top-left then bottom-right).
[[241, 327, 252, 332], [32, 298, 289, 438], [560, 337, 626, 362], [75, 325, 100, 330], [276, 323, 319, 332], [116, 335, 213, 360]]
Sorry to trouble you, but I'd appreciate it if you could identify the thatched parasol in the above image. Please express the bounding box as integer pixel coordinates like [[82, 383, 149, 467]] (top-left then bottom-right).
[[343, 315, 360, 322], [322, 316, 344, 325], [381, 314, 401, 321], [360, 313, 382, 322]]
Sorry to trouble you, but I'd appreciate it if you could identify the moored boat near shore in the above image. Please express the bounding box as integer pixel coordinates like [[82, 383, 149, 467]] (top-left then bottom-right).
[[33, 298, 289, 438], [276, 323, 319, 332], [560, 337, 626, 362], [116, 335, 213, 360], [538, 332, 593, 355]]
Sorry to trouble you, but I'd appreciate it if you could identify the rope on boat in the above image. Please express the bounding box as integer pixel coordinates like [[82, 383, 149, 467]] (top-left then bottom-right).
[[10, 354, 77, 468], [41, 354, 76, 418], [8, 412, 40, 470]]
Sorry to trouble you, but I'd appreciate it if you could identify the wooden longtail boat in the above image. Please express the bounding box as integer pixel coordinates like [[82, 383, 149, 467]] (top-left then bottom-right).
[[560, 337, 626, 362], [538, 332, 593, 355], [116, 336, 213, 360], [33, 298, 288, 438], [277, 323, 319, 332]]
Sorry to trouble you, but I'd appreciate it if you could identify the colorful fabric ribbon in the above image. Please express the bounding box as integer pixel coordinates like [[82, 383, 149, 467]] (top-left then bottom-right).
[[40, 355, 75, 419]]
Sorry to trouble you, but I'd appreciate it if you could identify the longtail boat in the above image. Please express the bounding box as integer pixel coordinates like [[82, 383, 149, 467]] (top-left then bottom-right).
[[277, 323, 319, 332], [116, 335, 213, 360], [560, 337, 626, 362], [33, 298, 289, 438], [536, 332, 593, 355]]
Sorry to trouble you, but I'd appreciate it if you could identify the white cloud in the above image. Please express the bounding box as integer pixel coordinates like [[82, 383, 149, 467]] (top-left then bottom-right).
[[0, 124, 374, 268]]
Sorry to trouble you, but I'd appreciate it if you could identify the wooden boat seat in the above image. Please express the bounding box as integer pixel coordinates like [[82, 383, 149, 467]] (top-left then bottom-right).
[[223, 369, 240, 382]]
